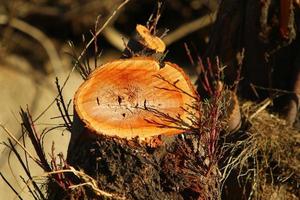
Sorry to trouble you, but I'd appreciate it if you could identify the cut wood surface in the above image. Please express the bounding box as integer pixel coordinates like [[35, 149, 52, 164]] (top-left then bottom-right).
[[74, 57, 197, 140], [136, 24, 166, 53]]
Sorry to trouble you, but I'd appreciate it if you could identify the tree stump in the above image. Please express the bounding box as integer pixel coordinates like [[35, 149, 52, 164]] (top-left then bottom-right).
[[63, 26, 221, 199]]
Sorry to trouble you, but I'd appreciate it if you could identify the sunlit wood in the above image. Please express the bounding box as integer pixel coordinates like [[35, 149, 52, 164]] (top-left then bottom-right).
[[74, 57, 197, 140], [136, 24, 166, 53]]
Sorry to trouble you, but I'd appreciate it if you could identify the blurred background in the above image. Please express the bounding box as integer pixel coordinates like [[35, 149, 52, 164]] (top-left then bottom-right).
[[0, 0, 218, 198]]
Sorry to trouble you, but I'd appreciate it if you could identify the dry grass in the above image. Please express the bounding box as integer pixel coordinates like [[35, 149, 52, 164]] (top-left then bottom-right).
[[222, 99, 300, 199]]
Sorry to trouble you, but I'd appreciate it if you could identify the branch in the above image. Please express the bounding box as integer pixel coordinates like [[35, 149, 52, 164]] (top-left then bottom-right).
[[163, 12, 217, 46], [0, 15, 62, 75], [102, 25, 128, 51]]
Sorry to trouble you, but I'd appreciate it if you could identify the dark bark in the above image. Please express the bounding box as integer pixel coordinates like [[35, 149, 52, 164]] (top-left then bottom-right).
[[66, 131, 220, 200], [204, 1, 300, 199], [203, 0, 300, 124]]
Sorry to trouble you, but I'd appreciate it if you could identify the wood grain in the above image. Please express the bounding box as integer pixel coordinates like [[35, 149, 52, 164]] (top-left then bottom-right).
[[74, 57, 197, 139]]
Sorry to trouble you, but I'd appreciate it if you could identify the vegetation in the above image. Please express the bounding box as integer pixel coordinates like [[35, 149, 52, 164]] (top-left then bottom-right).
[[0, 0, 299, 199]]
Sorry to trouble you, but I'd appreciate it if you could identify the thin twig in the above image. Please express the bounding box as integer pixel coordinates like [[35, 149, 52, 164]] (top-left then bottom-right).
[[0, 172, 23, 200], [233, 48, 245, 93], [41, 167, 126, 199], [184, 43, 195, 66], [94, 15, 101, 69], [249, 99, 272, 120], [20, 176, 39, 200], [76, 0, 130, 67], [154, 74, 198, 100], [34, 0, 130, 122], [55, 78, 72, 131], [20, 109, 51, 172], [0, 124, 39, 164], [147, 1, 163, 34], [6, 140, 46, 200], [250, 83, 296, 94]]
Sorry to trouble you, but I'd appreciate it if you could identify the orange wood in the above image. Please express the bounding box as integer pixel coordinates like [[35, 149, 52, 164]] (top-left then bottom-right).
[[136, 24, 166, 53], [74, 57, 197, 140]]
